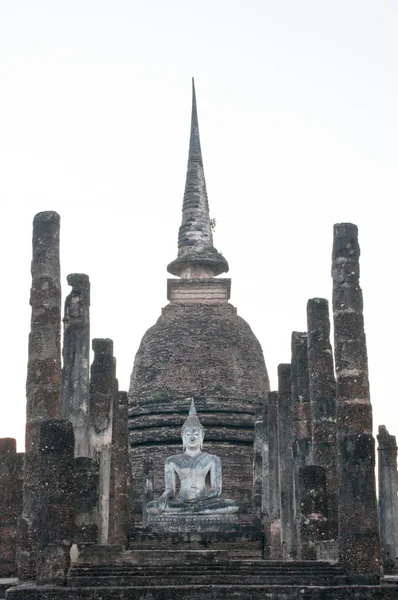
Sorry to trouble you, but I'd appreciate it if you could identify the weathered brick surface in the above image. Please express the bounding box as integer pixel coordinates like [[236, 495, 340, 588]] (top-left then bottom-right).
[[6, 584, 398, 600], [18, 211, 61, 581], [74, 457, 99, 544], [307, 298, 337, 540], [89, 339, 117, 544], [277, 364, 296, 559], [60, 274, 91, 458], [268, 391, 281, 559], [332, 223, 382, 575], [129, 301, 269, 519], [108, 392, 131, 547], [36, 419, 75, 586], [0, 439, 23, 577], [377, 425, 398, 571], [297, 466, 328, 560]]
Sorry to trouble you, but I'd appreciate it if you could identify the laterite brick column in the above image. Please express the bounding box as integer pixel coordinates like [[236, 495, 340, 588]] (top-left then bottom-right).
[[18, 211, 61, 580], [307, 298, 338, 540], [36, 420, 75, 586], [332, 223, 381, 577]]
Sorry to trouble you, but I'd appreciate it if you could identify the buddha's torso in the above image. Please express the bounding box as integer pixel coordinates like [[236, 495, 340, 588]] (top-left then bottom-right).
[[167, 452, 217, 500]]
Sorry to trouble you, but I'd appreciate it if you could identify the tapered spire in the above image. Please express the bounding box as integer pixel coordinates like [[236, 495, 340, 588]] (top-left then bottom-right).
[[167, 78, 229, 278]]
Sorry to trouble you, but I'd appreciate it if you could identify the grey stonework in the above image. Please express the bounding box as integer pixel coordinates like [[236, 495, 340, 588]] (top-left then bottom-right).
[[74, 457, 99, 545], [268, 391, 282, 559], [108, 391, 131, 548], [277, 364, 297, 560], [167, 79, 228, 278], [377, 425, 398, 571], [332, 223, 382, 576], [291, 332, 312, 469], [297, 465, 328, 560], [0, 438, 23, 577], [128, 300, 269, 520], [290, 332, 312, 554], [252, 409, 264, 529], [306, 298, 338, 541], [2, 86, 397, 600], [36, 419, 75, 586], [60, 273, 91, 458], [18, 211, 62, 581], [89, 339, 117, 544]]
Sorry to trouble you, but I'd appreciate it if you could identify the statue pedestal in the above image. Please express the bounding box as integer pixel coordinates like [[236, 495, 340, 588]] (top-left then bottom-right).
[[147, 513, 238, 533]]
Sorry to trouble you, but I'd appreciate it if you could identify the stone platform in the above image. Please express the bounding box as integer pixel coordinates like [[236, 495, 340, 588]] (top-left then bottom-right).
[[147, 513, 238, 533]]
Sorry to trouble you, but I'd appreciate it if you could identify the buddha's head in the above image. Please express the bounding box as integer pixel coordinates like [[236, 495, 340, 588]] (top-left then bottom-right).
[[181, 399, 204, 451]]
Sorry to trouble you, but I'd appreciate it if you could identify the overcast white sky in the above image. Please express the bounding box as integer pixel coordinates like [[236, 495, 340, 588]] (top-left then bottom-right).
[[0, 1, 397, 451]]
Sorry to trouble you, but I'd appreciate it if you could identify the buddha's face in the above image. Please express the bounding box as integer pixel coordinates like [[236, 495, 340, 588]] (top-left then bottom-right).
[[182, 427, 203, 452]]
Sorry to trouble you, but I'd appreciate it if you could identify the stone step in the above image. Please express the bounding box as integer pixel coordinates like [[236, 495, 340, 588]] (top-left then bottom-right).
[[68, 560, 348, 588], [69, 566, 346, 575], [9, 583, 395, 600], [68, 576, 349, 588]]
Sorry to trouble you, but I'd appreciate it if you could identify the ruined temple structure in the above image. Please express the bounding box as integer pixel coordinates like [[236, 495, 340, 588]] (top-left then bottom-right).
[[1, 80, 398, 599]]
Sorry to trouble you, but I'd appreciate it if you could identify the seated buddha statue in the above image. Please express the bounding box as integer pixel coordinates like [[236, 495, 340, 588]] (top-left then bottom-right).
[[146, 399, 238, 516]]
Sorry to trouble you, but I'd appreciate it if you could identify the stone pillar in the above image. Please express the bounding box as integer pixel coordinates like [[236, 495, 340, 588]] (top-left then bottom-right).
[[60, 273, 91, 458], [377, 425, 398, 571], [290, 331, 312, 558], [297, 465, 328, 560], [36, 420, 75, 586], [291, 332, 312, 469], [252, 408, 263, 530], [108, 391, 131, 547], [89, 338, 116, 544], [268, 391, 282, 559], [0, 439, 23, 577], [261, 402, 270, 559], [307, 298, 338, 540], [142, 454, 154, 528], [332, 222, 382, 577], [74, 457, 99, 545], [18, 211, 61, 580], [278, 364, 296, 559]]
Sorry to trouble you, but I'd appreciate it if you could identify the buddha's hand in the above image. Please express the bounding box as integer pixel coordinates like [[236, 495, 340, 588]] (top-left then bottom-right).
[[199, 488, 219, 500], [156, 490, 173, 508]]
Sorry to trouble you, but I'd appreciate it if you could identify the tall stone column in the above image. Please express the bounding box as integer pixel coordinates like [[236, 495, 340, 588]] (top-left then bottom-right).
[[18, 211, 61, 580], [291, 332, 312, 468], [36, 420, 75, 586], [108, 391, 131, 547], [268, 391, 282, 558], [307, 298, 338, 540], [332, 222, 381, 577], [261, 402, 270, 559], [89, 338, 116, 544], [377, 425, 398, 571], [252, 408, 263, 530], [297, 465, 328, 560], [278, 364, 296, 559], [0, 439, 23, 577], [60, 273, 91, 458], [291, 332, 312, 559]]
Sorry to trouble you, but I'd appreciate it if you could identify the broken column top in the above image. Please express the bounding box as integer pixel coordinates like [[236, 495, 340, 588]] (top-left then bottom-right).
[[66, 273, 90, 294], [167, 78, 229, 279], [332, 223, 360, 276], [92, 338, 114, 355], [33, 211, 60, 226], [377, 425, 397, 447]]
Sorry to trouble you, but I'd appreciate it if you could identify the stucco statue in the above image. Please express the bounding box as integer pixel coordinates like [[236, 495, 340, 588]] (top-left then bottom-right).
[[146, 399, 238, 516]]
